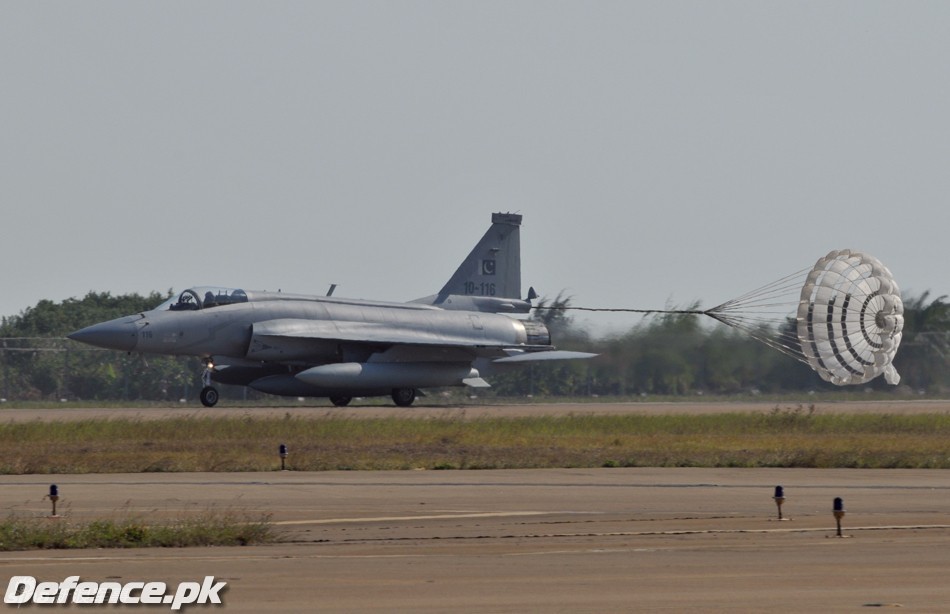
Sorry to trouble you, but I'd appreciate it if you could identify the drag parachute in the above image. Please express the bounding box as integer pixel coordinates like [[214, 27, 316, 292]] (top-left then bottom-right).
[[704, 249, 903, 386], [539, 249, 905, 386], [795, 250, 903, 385]]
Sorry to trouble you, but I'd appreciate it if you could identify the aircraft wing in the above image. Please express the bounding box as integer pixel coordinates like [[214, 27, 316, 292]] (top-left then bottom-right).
[[248, 318, 560, 362], [252, 318, 504, 347]]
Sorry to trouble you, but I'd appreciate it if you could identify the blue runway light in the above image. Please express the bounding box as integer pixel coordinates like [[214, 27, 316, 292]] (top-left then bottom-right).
[[772, 485, 786, 520], [47, 484, 60, 517], [833, 497, 846, 537]]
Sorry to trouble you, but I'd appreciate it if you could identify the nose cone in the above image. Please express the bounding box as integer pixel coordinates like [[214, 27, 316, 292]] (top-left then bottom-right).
[[68, 316, 140, 352]]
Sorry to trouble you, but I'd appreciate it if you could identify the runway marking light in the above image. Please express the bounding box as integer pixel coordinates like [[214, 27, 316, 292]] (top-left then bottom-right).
[[46, 484, 60, 517], [833, 497, 847, 537], [772, 485, 787, 521]]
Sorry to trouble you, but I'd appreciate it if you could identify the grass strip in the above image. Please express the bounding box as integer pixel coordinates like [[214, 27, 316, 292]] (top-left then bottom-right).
[[2, 408, 950, 472], [0, 510, 275, 551]]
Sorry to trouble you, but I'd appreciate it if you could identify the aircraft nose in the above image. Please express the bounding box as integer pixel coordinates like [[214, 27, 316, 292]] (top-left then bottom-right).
[[68, 316, 140, 352]]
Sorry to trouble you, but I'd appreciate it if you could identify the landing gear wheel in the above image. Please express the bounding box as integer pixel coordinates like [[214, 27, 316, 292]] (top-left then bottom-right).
[[200, 386, 219, 407], [329, 396, 352, 407], [391, 388, 416, 407]]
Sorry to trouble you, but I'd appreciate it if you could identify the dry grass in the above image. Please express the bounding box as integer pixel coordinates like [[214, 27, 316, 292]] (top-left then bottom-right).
[[0, 509, 275, 551], [2, 406, 950, 472]]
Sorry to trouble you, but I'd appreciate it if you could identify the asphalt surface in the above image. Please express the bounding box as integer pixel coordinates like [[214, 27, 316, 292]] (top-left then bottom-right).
[[2, 402, 950, 611]]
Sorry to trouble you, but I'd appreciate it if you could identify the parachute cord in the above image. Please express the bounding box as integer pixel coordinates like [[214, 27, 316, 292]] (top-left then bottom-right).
[[532, 306, 707, 315], [709, 266, 810, 311], [529, 252, 901, 384], [704, 310, 811, 366], [529, 263, 820, 369], [536, 303, 813, 367], [533, 266, 812, 319]]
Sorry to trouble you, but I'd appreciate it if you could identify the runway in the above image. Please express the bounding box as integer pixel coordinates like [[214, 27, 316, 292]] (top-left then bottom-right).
[[3, 401, 950, 610], [4, 467, 950, 611]]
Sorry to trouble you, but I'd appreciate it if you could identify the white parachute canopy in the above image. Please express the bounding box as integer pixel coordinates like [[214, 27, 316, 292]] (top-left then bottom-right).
[[706, 249, 904, 386], [796, 250, 903, 385]]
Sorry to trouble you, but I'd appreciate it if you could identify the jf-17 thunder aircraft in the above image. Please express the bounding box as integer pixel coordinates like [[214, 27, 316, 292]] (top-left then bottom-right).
[[69, 213, 595, 407]]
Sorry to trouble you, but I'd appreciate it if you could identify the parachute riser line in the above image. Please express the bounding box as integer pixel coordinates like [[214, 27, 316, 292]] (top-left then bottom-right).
[[532, 306, 710, 315], [531, 249, 902, 386]]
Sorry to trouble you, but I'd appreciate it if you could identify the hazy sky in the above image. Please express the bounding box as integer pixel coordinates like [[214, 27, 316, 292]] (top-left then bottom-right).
[[3, 2, 948, 335]]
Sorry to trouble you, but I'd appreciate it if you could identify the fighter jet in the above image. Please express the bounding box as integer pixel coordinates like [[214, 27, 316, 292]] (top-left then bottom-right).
[[68, 213, 594, 407]]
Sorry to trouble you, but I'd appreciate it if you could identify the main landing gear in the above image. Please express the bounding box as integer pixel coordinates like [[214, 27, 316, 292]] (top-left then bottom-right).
[[200, 386, 219, 408], [196, 359, 416, 408], [391, 388, 416, 407], [200, 388, 414, 407], [326, 390, 419, 407]]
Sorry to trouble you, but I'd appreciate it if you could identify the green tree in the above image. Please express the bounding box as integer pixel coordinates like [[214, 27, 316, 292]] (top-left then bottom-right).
[[0, 290, 200, 401], [894, 292, 950, 392]]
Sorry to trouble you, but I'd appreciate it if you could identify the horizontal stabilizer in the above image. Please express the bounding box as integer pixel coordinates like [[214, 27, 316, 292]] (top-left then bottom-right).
[[493, 350, 598, 363]]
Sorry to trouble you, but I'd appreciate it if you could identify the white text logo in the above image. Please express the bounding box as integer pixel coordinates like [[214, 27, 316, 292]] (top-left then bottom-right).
[[5, 575, 226, 610]]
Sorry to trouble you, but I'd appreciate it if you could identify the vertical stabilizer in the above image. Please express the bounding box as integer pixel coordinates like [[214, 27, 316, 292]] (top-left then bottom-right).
[[412, 213, 530, 313], [437, 212, 521, 302]]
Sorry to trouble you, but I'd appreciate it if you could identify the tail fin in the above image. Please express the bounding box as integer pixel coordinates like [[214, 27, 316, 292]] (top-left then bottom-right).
[[413, 212, 531, 313]]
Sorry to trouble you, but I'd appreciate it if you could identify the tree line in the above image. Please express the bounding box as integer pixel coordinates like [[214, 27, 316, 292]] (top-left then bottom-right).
[[1, 290, 947, 402], [0, 291, 197, 402]]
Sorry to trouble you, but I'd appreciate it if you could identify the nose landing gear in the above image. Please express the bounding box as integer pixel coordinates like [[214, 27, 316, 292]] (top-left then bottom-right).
[[200, 361, 219, 407]]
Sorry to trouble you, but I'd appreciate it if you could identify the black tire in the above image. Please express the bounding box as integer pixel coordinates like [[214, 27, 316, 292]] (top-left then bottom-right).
[[329, 396, 352, 407], [200, 386, 219, 407], [391, 388, 416, 407]]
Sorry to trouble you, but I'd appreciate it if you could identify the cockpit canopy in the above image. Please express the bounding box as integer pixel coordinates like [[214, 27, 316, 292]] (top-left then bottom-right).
[[154, 287, 249, 312]]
